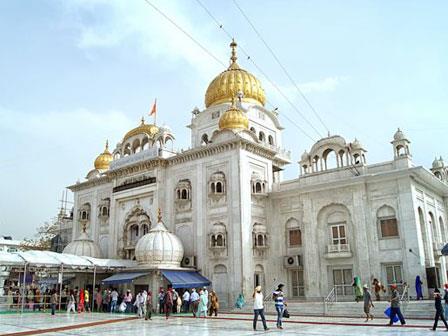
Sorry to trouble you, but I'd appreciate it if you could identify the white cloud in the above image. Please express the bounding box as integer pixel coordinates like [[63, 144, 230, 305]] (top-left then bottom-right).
[[63, 0, 226, 79], [298, 76, 350, 94]]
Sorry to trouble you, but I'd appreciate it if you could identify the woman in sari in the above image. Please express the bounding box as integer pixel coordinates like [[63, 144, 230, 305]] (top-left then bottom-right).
[[416, 275, 423, 300], [353, 277, 363, 302]]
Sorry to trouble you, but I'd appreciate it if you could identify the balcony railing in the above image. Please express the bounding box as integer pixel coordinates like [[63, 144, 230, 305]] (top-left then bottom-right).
[[327, 243, 350, 253]]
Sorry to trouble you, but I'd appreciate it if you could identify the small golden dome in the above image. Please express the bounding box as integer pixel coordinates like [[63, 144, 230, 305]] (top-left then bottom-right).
[[205, 40, 265, 108], [94, 141, 113, 170], [123, 118, 159, 143], [218, 100, 249, 130]]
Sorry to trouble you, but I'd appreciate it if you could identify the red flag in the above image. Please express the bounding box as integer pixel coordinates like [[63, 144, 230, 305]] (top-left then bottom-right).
[[149, 99, 157, 116]]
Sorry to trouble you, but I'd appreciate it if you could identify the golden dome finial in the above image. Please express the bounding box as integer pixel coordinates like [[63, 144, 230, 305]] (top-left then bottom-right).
[[204, 40, 265, 108], [218, 95, 249, 130], [94, 140, 113, 170], [230, 39, 238, 66], [141, 116, 145, 125]]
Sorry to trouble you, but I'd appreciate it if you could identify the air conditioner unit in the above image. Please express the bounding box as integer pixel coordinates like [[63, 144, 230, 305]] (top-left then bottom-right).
[[181, 256, 197, 268], [283, 255, 302, 268]]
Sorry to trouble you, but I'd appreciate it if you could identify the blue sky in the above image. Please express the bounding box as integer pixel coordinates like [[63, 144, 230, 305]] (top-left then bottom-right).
[[1, 0, 447, 239]]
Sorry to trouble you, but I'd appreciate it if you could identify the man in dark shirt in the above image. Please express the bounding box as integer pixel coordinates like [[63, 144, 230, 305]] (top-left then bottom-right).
[[388, 284, 406, 326], [432, 288, 448, 331]]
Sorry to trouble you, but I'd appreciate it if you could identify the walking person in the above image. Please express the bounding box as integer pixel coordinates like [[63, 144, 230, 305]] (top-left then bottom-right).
[[145, 291, 152, 320], [182, 289, 190, 313], [352, 277, 363, 302], [123, 290, 133, 313], [164, 285, 174, 319], [197, 289, 208, 318], [176, 291, 182, 313], [78, 289, 85, 313], [363, 284, 374, 321], [110, 288, 118, 313], [158, 289, 165, 314], [272, 284, 286, 330], [67, 290, 76, 313], [84, 289, 90, 312], [372, 278, 385, 301], [253, 286, 269, 331], [416, 276, 424, 300], [50, 290, 58, 316], [95, 288, 102, 312], [387, 284, 406, 326], [134, 290, 145, 318], [444, 284, 448, 319], [190, 288, 200, 317], [431, 288, 448, 331], [209, 290, 219, 317]]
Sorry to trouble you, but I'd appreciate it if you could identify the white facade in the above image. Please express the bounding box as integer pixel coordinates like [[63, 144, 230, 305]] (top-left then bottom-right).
[[65, 43, 448, 305]]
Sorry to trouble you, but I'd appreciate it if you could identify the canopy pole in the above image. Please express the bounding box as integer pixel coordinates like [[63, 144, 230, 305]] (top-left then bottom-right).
[[91, 266, 96, 313], [21, 263, 27, 314], [58, 264, 64, 311]]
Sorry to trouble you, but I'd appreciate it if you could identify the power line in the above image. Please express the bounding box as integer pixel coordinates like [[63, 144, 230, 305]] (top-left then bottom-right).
[[194, 0, 320, 141], [142, 0, 226, 68], [231, 0, 330, 134], [143, 0, 316, 142]]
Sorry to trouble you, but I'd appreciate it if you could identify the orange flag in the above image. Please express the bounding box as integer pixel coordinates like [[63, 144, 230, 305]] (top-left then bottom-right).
[[150, 99, 157, 116]]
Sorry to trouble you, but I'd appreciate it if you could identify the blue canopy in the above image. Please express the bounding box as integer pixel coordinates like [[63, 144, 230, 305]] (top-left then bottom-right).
[[162, 270, 211, 289], [442, 243, 448, 256], [102, 272, 148, 285]]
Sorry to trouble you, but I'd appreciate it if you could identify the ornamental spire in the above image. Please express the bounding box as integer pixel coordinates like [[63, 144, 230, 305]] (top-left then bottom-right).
[[229, 39, 238, 67], [104, 140, 109, 152], [157, 208, 163, 222]]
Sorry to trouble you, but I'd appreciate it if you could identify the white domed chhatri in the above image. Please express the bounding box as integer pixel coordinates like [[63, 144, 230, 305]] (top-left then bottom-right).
[[63, 226, 102, 258], [135, 209, 184, 267]]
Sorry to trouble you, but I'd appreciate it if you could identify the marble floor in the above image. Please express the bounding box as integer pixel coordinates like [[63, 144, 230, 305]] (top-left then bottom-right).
[[0, 312, 443, 335]]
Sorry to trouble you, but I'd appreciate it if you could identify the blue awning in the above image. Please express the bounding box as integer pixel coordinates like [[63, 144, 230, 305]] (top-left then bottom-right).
[[442, 243, 448, 256], [102, 272, 148, 285], [162, 270, 211, 289]]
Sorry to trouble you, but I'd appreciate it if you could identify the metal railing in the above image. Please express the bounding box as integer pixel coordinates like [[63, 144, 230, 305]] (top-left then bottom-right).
[[323, 286, 336, 316], [327, 243, 350, 253]]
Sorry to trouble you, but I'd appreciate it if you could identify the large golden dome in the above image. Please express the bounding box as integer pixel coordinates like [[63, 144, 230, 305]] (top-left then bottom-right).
[[123, 118, 159, 143], [205, 40, 265, 108], [94, 141, 113, 170], [218, 100, 249, 130]]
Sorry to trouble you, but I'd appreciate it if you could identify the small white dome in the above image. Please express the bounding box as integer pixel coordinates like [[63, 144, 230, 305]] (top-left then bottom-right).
[[433, 156, 445, 169], [63, 231, 102, 258], [351, 138, 363, 150], [135, 218, 184, 267], [301, 150, 309, 162], [393, 128, 406, 141]]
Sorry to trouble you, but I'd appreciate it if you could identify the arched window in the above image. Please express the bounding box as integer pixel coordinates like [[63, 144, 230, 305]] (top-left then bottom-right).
[[101, 206, 108, 217], [323, 149, 338, 170], [181, 189, 188, 199], [216, 182, 223, 193], [142, 224, 149, 235], [209, 172, 226, 195], [255, 182, 262, 193], [440, 217, 446, 243], [257, 234, 264, 246], [429, 212, 439, 242], [259, 131, 266, 142], [289, 229, 302, 246], [250, 127, 256, 133], [201, 134, 209, 145], [268, 135, 274, 146], [377, 205, 399, 238], [216, 234, 224, 247], [81, 211, 87, 220]]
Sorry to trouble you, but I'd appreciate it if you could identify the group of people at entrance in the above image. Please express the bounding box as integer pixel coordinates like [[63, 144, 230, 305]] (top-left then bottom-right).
[[252, 284, 287, 331], [158, 286, 219, 318]]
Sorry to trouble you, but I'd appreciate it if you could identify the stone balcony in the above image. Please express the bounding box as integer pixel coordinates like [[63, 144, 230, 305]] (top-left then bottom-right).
[[324, 243, 352, 259]]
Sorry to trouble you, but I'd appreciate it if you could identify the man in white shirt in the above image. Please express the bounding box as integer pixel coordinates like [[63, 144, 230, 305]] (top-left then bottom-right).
[[190, 288, 200, 317], [110, 289, 119, 313], [182, 290, 190, 313]]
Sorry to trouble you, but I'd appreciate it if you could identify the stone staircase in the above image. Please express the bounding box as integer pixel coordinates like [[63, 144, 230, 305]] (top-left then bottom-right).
[[230, 299, 435, 319]]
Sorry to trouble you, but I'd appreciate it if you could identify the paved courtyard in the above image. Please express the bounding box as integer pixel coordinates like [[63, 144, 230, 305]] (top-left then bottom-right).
[[0, 312, 443, 335]]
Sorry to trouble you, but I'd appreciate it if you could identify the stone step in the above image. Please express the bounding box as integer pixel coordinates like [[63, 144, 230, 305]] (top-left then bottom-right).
[[230, 300, 436, 319]]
